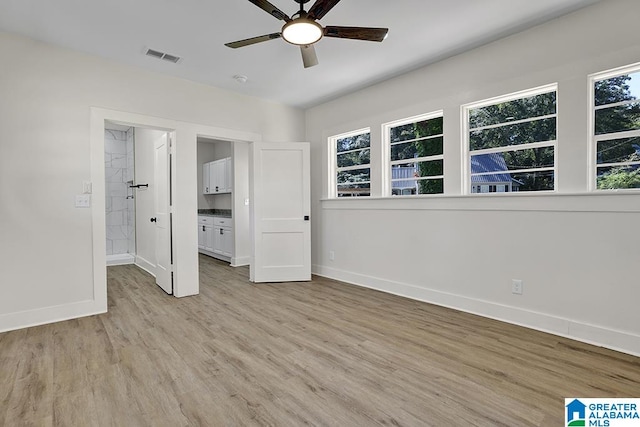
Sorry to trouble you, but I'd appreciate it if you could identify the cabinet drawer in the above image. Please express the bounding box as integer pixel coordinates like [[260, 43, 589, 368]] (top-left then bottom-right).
[[213, 217, 231, 226], [198, 216, 213, 225]]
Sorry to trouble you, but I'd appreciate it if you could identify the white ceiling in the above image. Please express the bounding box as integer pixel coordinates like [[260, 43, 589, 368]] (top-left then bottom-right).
[[0, 0, 600, 108]]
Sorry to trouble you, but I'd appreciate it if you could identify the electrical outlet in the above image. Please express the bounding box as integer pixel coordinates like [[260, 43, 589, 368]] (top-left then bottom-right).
[[512, 279, 523, 295], [75, 194, 91, 208], [329, 251, 335, 261]]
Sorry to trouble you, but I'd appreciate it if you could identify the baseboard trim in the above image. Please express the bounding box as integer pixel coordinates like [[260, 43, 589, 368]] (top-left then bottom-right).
[[135, 255, 156, 277], [198, 249, 231, 264], [106, 253, 135, 266], [231, 256, 250, 267], [0, 299, 106, 333], [312, 264, 640, 357]]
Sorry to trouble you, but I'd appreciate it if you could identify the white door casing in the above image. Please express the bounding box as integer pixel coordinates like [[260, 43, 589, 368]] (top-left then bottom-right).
[[154, 132, 172, 294], [250, 142, 311, 283]]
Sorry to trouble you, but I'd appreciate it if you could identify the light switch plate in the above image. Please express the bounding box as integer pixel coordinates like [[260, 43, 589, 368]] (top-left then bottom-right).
[[75, 194, 91, 208], [83, 181, 93, 194]]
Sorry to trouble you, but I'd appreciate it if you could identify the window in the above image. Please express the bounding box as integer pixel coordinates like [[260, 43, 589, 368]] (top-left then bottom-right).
[[591, 64, 640, 190], [331, 129, 371, 197], [384, 112, 444, 196], [464, 85, 557, 194]]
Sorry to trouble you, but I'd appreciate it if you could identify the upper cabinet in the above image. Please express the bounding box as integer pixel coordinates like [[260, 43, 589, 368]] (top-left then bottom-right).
[[203, 157, 232, 194], [203, 161, 211, 194]]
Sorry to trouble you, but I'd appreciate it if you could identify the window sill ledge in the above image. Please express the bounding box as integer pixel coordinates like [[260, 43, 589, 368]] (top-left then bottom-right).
[[320, 190, 640, 213]]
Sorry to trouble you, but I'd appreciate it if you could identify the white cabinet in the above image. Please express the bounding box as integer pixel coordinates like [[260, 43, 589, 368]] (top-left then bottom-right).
[[198, 215, 233, 262], [213, 158, 226, 193], [202, 162, 211, 194], [213, 217, 233, 258], [202, 157, 232, 194], [222, 157, 232, 193], [197, 216, 214, 252]]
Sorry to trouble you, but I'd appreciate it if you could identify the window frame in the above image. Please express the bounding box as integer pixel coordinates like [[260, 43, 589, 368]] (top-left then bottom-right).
[[329, 127, 371, 198], [382, 111, 445, 197], [588, 62, 640, 192], [462, 83, 558, 195]]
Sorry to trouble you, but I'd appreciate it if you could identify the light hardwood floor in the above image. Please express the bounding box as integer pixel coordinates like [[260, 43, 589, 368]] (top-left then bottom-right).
[[1, 255, 639, 426]]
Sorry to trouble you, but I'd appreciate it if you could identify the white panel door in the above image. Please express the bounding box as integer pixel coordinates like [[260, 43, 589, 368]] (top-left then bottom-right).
[[154, 132, 172, 294], [251, 142, 310, 283]]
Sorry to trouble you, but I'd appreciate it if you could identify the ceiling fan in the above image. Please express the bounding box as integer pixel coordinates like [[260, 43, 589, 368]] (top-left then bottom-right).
[[225, 0, 389, 68]]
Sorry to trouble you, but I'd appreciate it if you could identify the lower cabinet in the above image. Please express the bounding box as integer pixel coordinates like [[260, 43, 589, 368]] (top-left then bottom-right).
[[197, 216, 214, 252], [213, 226, 233, 258], [198, 225, 213, 252], [198, 216, 233, 262]]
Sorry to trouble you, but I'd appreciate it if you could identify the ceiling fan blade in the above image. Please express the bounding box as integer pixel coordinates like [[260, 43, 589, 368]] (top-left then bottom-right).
[[324, 26, 389, 42], [300, 45, 319, 68], [307, 0, 342, 21], [247, 0, 291, 22], [225, 33, 282, 49]]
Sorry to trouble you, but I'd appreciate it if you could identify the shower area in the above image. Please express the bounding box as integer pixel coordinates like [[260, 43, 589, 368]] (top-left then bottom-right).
[[105, 125, 136, 265]]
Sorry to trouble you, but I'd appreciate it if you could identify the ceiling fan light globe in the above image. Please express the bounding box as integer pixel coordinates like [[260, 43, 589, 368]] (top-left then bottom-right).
[[282, 19, 323, 45]]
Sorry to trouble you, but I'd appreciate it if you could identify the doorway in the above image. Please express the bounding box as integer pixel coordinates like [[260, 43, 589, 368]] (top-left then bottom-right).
[[103, 122, 173, 294], [104, 123, 136, 266], [196, 137, 251, 290], [90, 107, 264, 311]]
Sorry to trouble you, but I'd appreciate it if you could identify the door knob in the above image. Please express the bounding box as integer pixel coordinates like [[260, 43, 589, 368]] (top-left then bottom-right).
[[150, 217, 157, 223]]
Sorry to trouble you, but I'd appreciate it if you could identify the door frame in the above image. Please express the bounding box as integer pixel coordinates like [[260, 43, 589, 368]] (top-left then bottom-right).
[[90, 108, 261, 311]]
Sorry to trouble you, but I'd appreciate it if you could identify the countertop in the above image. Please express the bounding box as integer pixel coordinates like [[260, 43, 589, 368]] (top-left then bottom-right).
[[198, 209, 232, 218]]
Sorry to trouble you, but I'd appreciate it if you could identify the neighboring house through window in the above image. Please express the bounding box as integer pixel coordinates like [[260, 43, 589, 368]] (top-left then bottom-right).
[[330, 129, 371, 197], [463, 84, 557, 194], [383, 112, 444, 196], [470, 153, 521, 194], [590, 63, 640, 190]]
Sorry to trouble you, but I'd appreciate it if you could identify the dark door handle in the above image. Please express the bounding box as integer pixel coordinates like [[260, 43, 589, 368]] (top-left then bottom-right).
[[202, 226, 205, 231], [150, 217, 157, 223], [304, 216, 310, 221]]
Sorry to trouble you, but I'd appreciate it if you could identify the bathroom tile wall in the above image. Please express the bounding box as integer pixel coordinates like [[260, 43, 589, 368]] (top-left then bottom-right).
[[105, 128, 136, 256]]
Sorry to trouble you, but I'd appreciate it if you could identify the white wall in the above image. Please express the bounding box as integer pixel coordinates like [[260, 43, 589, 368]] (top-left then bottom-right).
[[232, 142, 251, 266], [0, 31, 304, 331], [306, 0, 640, 355]]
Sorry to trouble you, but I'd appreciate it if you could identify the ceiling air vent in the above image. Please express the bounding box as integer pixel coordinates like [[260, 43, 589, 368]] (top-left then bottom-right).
[[145, 48, 181, 63]]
